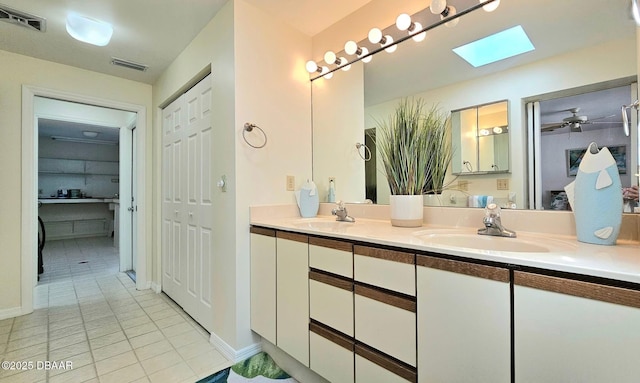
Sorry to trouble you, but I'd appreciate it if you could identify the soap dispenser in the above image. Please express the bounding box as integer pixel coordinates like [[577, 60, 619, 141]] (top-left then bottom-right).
[[328, 180, 336, 203]]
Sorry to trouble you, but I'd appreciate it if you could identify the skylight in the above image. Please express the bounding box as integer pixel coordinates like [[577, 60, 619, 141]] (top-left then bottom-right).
[[452, 25, 535, 67]]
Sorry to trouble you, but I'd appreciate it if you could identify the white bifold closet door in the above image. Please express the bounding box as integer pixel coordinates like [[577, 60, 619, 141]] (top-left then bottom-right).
[[162, 75, 214, 332]]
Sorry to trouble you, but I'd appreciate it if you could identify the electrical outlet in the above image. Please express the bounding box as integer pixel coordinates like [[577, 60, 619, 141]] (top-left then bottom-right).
[[497, 178, 509, 190], [286, 175, 295, 191], [457, 180, 469, 191]]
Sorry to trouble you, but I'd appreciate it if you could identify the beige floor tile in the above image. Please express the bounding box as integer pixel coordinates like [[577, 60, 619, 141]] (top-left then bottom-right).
[[0, 319, 13, 328], [86, 323, 122, 340], [8, 325, 47, 342], [140, 350, 183, 375], [124, 323, 158, 339], [0, 325, 12, 336], [10, 317, 47, 332], [3, 343, 47, 361], [48, 310, 82, 324], [97, 363, 146, 383], [159, 323, 193, 339], [113, 309, 147, 322], [148, 362, 196, 383], [92, 340, 132, 362], [49, 341, 90, 361], [94, 350, 137, 376], [119, 315, 152, 330], [146, 309, 178, 322], [49, 317, 83, 332], [49, 323, 85, 341], [81, 310, 114, 323], [128, 331, 165, 350], [0, 332, 10, 345], [137, 298, 165, 309], [84, 316, 118, 332], [50, 331, 87, 351], [129, 376, 150, 383], [0, 367, 46, 383], [49, 351, 94, 377], [49, 364, 96, 383], [142, 304, 172, 315], [5, 334, 48, 352], [152, 314, 186, 330], [133, 340, 173, 362], [185, 350, 230, 376], [167, 330, 208, 349], [175, 339, 217, 361], [89, 332, 126, 351]]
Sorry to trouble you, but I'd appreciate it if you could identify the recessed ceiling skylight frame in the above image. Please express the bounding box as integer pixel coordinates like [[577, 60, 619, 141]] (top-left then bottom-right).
[[452, 25, 535, 67]]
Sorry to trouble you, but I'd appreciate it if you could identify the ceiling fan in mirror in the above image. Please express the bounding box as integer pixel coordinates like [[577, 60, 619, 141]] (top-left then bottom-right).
[[541, 107, 620, 133]]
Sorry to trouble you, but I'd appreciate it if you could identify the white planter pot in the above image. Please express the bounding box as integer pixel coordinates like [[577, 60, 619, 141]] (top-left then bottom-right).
[[390, 195, 424, 227]]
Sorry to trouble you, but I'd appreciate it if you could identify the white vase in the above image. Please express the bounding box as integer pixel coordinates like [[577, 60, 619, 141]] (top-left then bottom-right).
[[423, 193, 443, 207], [390, 195, 424, 227]]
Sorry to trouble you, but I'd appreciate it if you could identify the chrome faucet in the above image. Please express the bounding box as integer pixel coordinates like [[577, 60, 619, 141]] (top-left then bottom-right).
[[478, 203, 516, 238], [332, 201, 355, 222]]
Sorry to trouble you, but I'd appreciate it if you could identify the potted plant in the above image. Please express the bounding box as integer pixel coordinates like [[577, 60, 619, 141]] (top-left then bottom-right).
[[375, 98, 452, 226]]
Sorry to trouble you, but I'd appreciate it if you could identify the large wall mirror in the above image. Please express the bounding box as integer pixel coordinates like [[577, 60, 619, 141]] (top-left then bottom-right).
[[311, 0, 638, 210]]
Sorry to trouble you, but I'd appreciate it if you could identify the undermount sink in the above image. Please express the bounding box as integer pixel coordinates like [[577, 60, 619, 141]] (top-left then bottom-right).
[[413, 229, 576, 253], [291, 218, 356, 232]]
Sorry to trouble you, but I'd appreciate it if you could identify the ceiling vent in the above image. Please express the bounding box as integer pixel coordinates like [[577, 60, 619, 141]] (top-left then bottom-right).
[[111, 57, 149, 72], [0, 4, 46, 32]]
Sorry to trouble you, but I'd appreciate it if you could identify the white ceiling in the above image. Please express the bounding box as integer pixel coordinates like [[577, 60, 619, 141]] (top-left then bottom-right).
[[0, 0, 372, 84]]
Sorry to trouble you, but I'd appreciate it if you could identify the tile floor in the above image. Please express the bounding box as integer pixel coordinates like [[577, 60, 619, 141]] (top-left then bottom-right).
[[0, 237, 231, 383]]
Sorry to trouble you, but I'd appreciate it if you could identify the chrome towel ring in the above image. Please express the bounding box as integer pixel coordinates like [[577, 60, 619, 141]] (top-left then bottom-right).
[[243, 122, 267, 149], [356, 142, 371, 161]]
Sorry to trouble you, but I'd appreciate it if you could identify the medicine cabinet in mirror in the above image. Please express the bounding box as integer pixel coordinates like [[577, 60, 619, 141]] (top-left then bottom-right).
[[452, 100, 509, 175]]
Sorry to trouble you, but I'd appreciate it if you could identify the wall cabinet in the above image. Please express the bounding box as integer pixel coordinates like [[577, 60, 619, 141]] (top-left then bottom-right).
[[276, 231, 310, 367], [417, 256, 511, 383], [514, 271, 640, 383]]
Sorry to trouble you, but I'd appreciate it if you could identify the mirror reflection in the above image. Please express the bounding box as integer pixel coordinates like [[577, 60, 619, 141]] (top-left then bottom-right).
[[452, 100, 509, 174], [311, 0, 638, 210]]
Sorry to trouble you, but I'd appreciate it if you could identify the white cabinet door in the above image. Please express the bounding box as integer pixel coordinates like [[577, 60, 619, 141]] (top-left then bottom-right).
[[276, 232, 309, 366], [250, 228, 276, 344], [310, 323, 354, 383], [417, 256, 510, 383], [161, 74, 214, 332], [514, 272, 640, 383]]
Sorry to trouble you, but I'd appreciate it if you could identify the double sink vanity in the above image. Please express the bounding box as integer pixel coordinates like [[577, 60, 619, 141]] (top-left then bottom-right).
[[250, 204, 640, 383]]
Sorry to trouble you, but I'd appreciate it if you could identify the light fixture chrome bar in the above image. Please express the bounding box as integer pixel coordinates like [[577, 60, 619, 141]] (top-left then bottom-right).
[[111, 57, 149, 72], [308, 0, 497, 81], [51, 136, 118, 145]]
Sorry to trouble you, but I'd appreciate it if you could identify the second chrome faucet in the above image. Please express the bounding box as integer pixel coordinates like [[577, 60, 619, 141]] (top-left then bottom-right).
[[332, 201, 355, 222]]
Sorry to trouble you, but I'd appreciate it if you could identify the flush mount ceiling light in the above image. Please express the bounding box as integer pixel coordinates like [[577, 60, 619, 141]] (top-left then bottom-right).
[[82, 131, 98, 138], [66, 12, 113, 46], [453, 25, 535, 67]]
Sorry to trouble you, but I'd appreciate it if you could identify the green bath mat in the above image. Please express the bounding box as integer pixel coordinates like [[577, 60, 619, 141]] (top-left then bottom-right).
[[198, 352, 297, 383]]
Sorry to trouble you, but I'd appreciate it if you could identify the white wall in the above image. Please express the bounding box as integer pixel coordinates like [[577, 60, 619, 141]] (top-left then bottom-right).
[[0, 49, 152, 314], [152, 0, 312, 351]]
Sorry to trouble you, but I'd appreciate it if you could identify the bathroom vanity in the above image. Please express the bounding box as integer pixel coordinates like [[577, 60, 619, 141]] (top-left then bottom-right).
[[250, 205, 640, 383]]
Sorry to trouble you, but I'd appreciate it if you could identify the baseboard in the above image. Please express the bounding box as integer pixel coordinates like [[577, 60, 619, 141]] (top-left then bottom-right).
[[150, 281, 161, 293], [0, 307, 24, 321], [209, 332, 262, 363]]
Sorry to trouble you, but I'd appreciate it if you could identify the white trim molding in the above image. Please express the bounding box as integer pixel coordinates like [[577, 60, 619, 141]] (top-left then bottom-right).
[[0, 307, 26, 321], [209, 332, 261, 363]]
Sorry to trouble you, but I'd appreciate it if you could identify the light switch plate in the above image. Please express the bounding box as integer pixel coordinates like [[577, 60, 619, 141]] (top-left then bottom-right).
[[286, 175, 295, 191], [497, 178, 509, 190]]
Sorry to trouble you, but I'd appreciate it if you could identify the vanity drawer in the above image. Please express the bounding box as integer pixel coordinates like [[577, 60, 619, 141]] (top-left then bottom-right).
[[354, 245, 415, 296], [354, 284, 417, 367], [310, 321, 355, 383], [356, 345, 416, 383], [309, 237, 353, 278], [309, 271, 354, 337]]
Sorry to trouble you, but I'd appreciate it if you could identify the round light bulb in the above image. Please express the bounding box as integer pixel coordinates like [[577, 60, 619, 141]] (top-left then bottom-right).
[[443, 6, 459, 27], [430, 0, 447, 14], [480, 129, 490, 136], [324, 51, 336, 64], [344, 40, 358, 55], [324, 71, 333, 80], [341, 58, 351, 71], [305, 60, 318, 73], [368, 28, 383, 44], [493, 126, 503, 134], [410, 22, 426, 42], [396, 14, 412, 31], [383, 35, 397, 53], [359, 47, 372, 63], [481, 0, 500, 12]]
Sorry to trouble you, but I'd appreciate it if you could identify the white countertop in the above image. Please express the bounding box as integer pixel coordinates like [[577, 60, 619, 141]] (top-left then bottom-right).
[[39, 198, 110, 204], [251, 215, 640, 285]]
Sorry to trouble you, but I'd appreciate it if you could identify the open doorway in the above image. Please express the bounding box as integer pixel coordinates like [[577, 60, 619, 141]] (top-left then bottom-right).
[[35, 97, 136, 284], [22, 86, 148, 314]]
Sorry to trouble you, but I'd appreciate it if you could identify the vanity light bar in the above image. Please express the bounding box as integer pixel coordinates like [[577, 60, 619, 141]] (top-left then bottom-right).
[[305, 0, 500, 81]]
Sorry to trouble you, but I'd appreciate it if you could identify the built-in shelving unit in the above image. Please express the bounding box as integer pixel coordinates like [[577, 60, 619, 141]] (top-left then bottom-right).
[[38, 157, 119, 176]]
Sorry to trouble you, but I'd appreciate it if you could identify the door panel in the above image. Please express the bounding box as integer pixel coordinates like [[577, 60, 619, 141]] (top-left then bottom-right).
[[162, 74, 214, 332]]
